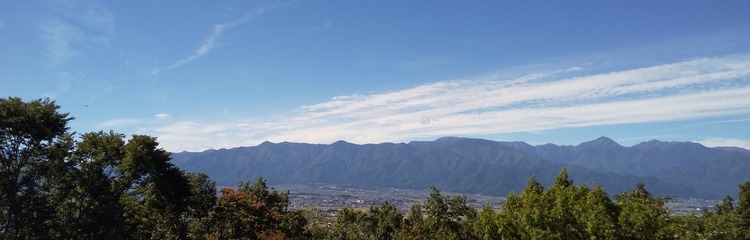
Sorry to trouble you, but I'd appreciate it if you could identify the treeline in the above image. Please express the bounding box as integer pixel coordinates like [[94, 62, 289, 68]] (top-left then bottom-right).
[[0, 97, 308, 239], [317, 170, 750, 240], [2, 97, 750, 240]]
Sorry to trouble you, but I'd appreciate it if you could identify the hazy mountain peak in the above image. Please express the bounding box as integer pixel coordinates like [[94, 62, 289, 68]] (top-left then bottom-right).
[[332, 140, 353, 145], [633, 139, 707, 151], [578, 136, 621, 148], [434, 136, 469, 142]]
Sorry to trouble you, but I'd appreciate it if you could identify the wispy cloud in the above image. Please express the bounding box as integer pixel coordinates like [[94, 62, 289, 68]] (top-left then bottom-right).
[[154, 113, 170, 120], [37, 2, 114, 65], [97, 118, 143, 129], [160, 3, 291, 72], [699, 137, 750, 149], [148, 54, 750, 152], [38, 18, 83, 64]]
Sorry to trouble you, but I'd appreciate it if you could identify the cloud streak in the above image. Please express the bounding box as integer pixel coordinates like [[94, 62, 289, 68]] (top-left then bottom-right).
[[147, 54, 750, 151], [38, 18, 83, 64], [699, 137, 750, 149], [37, 2, 114, 65], [161, 3, 291, 71]]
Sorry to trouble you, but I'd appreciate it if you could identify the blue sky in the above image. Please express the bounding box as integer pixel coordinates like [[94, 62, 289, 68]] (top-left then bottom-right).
[[2, 1, 750, 152]]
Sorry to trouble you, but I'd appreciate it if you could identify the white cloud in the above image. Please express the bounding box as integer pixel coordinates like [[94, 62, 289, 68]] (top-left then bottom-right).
[[38, 18, 82, 64], [97, 118, 142, 129], [699, 137, 750, 149], [37, 2, 114, 65], [153, 121, 241, 151], [147, 54, 750, 152], [154, 113, 170, 120], [161, 3, 291, 71]]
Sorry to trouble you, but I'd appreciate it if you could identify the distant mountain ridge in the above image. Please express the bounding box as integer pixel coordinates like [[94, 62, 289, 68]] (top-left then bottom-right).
[[495, 137, 750, 198], [171, 137, 750, 199]]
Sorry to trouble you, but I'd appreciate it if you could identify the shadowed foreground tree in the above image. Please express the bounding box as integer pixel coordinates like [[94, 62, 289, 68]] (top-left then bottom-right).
[[55, 132, 196, 240], [0, 97, 72, 239], [0, 97, 213, 239], [183, 172, 219, 239]]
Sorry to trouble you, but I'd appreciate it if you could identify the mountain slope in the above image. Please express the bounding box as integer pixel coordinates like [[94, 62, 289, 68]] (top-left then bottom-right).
[[171, 137, 746, 198], [498, 137, 750, 197]]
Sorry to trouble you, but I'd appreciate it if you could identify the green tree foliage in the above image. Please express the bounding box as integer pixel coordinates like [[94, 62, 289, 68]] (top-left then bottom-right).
[[472, 205, 500, 240], [657, 183, 750, 240], [321, 173, 750, 240], [667, 214, 706, 240], [183, 172, 218, 239], [62, 131, 129, 239], [716, 195, 735, 215], [696, 182, 750, 240], [497, 170, 593, 240], [129, 135, 195, 239], [401, 186, 477, 240], [615, 182, 671, 240], [0, 97, 71, 239], [582, 185, 618, 239], [54, 131, 195, 240], [479, 169, 676, 240], [0, 97, 215, 240], [516, 175, 555, 239], [496, 193, 523, 239], [738, 182, 750, 231], [327, 201, 403, 240]]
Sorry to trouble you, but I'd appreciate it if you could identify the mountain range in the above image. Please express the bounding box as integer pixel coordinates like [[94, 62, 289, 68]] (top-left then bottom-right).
[[170, 137, 750, 199]]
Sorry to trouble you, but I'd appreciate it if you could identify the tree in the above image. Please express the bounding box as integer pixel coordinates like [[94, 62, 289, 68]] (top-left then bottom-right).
[[700, 184, 747, 239], [616, 182, 671, 240], [667, 214, 706, 240], [581, 185, 618, 240], [0, 97, 71, 239], [472, 205, 500, 240], [86, 134, 193, 240], [716, 195, 735, 215], [545, 168, 586, 239], [328, 207, 369, 240], [402, 186, 476, 240], [61, 131, 129, 239], [368, 201, 403, 240], [496, 193, 522, 239], [183, 173, 218, 239], [328, 201, 403, 240], [207, 177, 307, 239], [737, 182, 750, 230], [517, 175, 556, 239], [497, 171, 618, 240]]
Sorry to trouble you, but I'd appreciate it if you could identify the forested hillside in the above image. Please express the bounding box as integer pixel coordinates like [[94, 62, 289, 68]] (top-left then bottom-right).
[[497, 136, 750, 197], [172, 137, 750, 199], [3, 97, 750, 240]]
